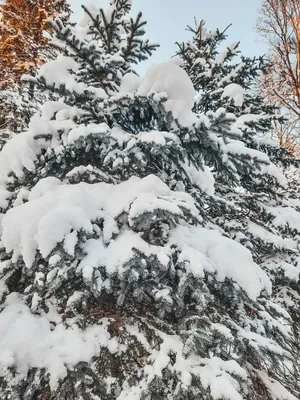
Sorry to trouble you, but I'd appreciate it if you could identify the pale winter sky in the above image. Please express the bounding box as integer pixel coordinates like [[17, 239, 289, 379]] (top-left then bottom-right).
[[69, 0, 267, 72]]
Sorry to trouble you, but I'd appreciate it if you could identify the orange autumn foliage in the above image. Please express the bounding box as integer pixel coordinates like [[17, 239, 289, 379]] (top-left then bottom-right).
[[0, 0, 71, 89]]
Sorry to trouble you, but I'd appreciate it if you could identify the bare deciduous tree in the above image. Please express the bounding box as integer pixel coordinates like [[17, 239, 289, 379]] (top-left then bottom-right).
[[257, 0, 300, 153]]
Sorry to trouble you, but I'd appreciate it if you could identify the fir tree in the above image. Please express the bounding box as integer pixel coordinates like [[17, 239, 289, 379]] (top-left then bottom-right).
[[175, 19, 299, 161], [177, 20, 300, 396], [0, 3, 299, 400]]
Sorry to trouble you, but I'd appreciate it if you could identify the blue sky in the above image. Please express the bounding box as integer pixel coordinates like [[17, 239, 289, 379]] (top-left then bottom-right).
[[69, 0, 267, 71]]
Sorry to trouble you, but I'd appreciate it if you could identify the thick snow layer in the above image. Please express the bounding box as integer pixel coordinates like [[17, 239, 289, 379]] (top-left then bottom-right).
[[37, 55, 107, 99], [239, 328, 285, 356], [1, 175, 197, 268], [68, 122, 109, 143], [184, 162, 215, 196], [136, 130, 180, 146], [170, 225, 272, 300], [219, 137, 270, 162], [265, 261, 300, 282], [1, 171, 270, 301], [120, 73, 142, 93], [0, 131, 38, 184], [257, 370, 298, 400], [118, 330, 247, 400], [268, 206, 300, 232], [118, 62, 198, 124], [137, 63, 196, 124], [265, 163, 288, 188], [0, 101, 102, 203], [38, 55, 79, 89], [247, 221, 296, 250], [78, 230, 171, 283], [211, 131, 287, 188], [146, 334, 247, 400], [226, 219, 297, 251], [221, 83, 245, 107], [234, 113, 269, 130], [0, 101, 84, 193], [0, 293, 111, 389], [78, 223, 271, 301]]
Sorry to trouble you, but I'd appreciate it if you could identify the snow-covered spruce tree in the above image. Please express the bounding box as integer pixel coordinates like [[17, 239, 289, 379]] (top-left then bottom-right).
[[177, 19, 300, 395], [175, 20, 269, 113], [0, 3, 299, 399], [175, 20, 289, 160]]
